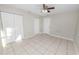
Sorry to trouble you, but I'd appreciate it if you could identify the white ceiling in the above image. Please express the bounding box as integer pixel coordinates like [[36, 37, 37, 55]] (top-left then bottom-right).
[[3, 4, 79, 16]]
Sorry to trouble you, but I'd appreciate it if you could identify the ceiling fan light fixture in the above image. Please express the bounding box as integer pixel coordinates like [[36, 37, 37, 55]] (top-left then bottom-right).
[[42, 9, 48, 13], [42, 4, 55, 14]]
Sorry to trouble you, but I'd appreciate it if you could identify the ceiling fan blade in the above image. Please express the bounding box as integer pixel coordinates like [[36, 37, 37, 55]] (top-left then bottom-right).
[[48, 10, 50, 13], [48, 7, 55, 9]]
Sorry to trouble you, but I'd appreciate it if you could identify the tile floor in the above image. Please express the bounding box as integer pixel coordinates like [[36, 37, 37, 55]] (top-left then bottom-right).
[[0, 34, 79, 55]]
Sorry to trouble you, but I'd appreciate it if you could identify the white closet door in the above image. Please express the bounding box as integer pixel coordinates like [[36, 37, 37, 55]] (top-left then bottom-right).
[[14, 14, 24, 41], [34, 19, 40, 34], [43, 18, 50, 34], [1, 12, 16, 44]]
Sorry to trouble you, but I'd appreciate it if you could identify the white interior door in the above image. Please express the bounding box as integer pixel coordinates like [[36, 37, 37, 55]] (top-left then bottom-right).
[[34, 19, 40, 34], [43, 18, 50, 34]]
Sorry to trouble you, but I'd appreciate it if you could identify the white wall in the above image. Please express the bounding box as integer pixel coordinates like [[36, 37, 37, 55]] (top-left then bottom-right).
[[74, 11, 79, 48], [48, 12, 78, 40], [0, 13, 3, 46]]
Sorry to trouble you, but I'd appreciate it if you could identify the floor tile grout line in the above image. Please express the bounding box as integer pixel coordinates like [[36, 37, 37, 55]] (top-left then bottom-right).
[[54, 39, 62, 55]]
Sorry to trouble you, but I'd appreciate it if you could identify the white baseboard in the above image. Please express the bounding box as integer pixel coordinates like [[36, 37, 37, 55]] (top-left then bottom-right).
[[43, 33, 73, 41], [23, 33, 40, 40]]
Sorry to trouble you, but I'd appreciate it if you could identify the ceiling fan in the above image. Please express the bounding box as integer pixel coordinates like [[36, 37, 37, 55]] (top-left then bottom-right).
[[42, 4, 55, 13]]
